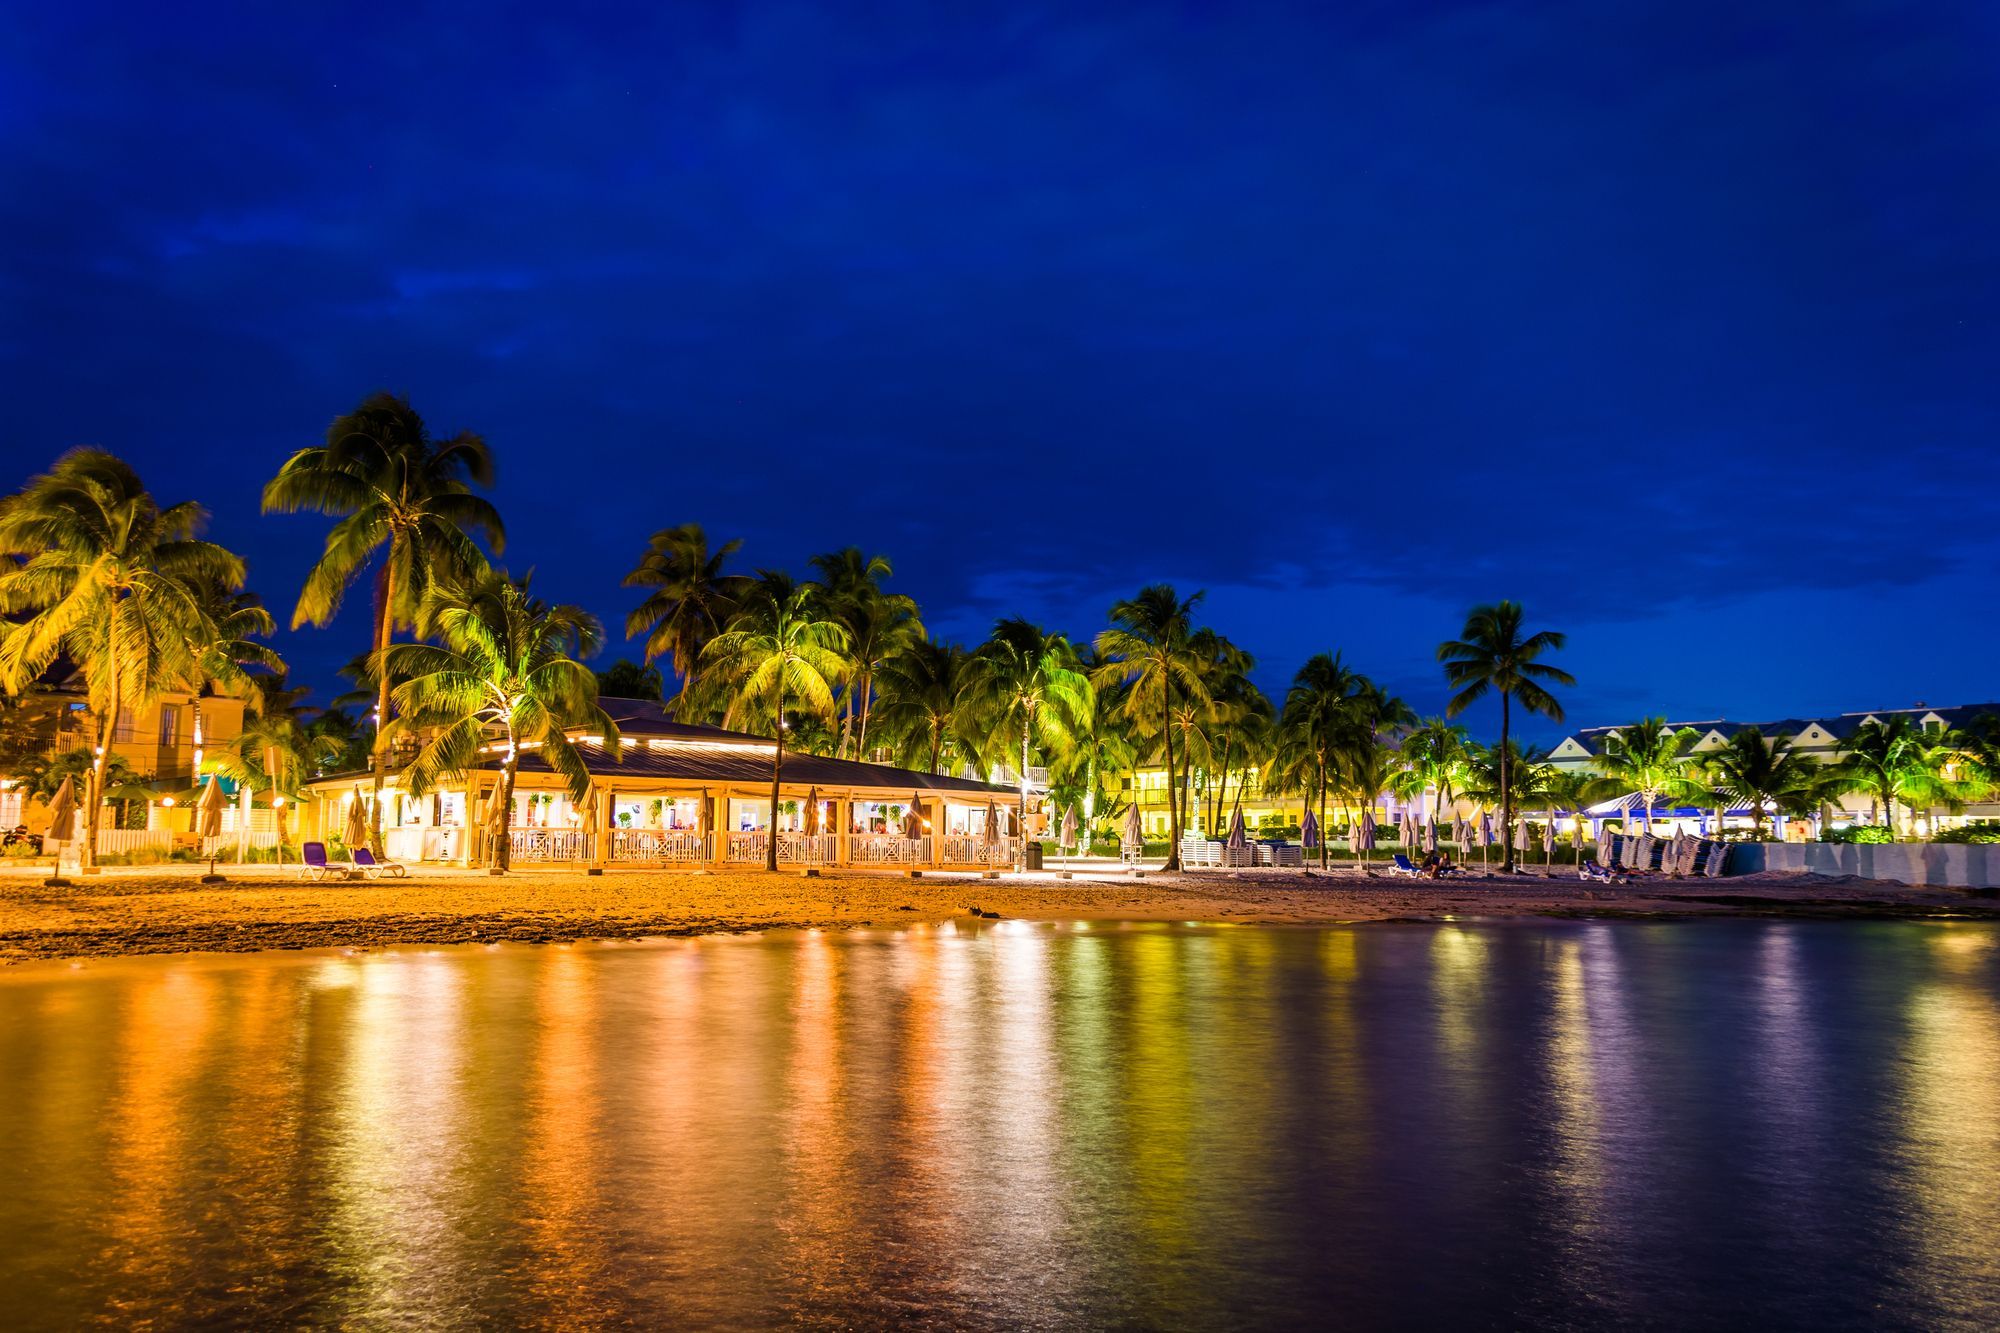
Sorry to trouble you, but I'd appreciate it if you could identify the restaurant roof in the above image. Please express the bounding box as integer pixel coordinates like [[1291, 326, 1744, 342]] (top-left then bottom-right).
[[513, 739, 1015, 797]]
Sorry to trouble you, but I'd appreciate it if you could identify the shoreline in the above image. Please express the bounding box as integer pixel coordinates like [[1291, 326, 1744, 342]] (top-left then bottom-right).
[[2, 862, 1995, 964]]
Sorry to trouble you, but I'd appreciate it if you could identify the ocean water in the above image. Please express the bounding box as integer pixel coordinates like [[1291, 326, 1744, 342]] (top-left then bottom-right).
[[0, 919, 1995, 1329]]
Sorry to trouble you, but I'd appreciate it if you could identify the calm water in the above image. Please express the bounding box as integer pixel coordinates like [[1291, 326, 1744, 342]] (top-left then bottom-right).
[[1, 921, 1996, 1330]]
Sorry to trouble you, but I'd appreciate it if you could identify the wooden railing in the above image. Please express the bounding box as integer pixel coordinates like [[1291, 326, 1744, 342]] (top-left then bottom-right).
[[509, 828, 587, 861], [851, 834, 930, 864], [609, 829, 709, 863], [941, 835, 1015, 865]]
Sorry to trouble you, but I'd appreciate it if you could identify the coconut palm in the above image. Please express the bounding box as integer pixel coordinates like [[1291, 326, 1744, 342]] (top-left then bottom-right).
[[1093, 587, 1204, 869], [1462, 740, 1554, 849], [0, 449, 247, 868], [1842, 721, 1978, 838], [383, 571, 618, 874], [1392, 717, 1472, 832], [871, 639, 976, 774], [1587, 717, 1705, 833], [701, 572, 850, 871], [623, 522, 750, 719], [968, 618, 1094, 868], [1437, 602, 1573, 872], [809, 548, 923, 758], [1700, 727, 1829, 840], [1272, 653, 1365, 868], [263, 393, 503, 851], [210, 682, 343, 846], [1539, 769, 1596, 853]]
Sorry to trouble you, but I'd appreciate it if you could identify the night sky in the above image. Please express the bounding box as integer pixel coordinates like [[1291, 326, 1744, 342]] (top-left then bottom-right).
[[4, 2, 1997, 739]]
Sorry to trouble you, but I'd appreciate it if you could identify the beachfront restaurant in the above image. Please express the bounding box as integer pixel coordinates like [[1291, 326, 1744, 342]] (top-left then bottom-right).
[[296, 699, 1027, 870]]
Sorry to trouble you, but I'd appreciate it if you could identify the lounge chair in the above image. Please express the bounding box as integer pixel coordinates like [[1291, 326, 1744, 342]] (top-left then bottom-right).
[[352, 847, 408, 878], [300, 841, 353, 881], [1389, 853, 1422, 877], [1580, 861, 1625, 885]]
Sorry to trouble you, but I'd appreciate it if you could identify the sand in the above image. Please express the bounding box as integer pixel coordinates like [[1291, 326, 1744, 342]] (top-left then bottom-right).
[[0, 859, 1994, 963]]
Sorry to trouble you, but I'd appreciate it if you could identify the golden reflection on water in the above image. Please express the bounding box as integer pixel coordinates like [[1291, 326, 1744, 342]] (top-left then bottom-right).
[[1901, 929, 2000, 1313], [2, 923, 1999, 1328]]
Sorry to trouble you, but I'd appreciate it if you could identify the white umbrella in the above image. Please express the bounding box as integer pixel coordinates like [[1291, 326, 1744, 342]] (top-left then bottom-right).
[[1122, 803, 1143, 848], [1424, 819, 1438, 854], [1060, 805, 1077, 851], [1300, 808, 1320, 849], [46, 775, 78, 843], [1356, 809, 1377, 863], [1226, 804, 1247, 850], [986, 801, 1002, 842]]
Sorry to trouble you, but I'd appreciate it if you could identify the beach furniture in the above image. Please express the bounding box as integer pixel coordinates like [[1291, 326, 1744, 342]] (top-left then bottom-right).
[[1389, 853, 1422, 877], [300, 841, 353, 881], [352, 847, 408, 879], [1580, 860, 1622, 884]]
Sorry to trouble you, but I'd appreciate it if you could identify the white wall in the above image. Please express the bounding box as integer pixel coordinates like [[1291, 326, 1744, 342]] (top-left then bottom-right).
[[1732, 842, 2000, 890]]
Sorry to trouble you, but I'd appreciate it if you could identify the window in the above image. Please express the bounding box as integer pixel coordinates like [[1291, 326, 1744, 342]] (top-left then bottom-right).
[[158, 706, 179, 749], [112, 715, 137, 743]]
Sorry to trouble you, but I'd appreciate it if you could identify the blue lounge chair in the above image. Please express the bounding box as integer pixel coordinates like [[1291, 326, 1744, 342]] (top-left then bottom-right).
[[1390, 853, 1422, 877], [352, 847, 407, 879], [300, 841, 353, 881], [1580, 861, 1624, 885]]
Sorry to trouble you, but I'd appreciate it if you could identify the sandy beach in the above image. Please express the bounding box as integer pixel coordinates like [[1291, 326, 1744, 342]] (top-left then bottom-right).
[[1, 860, 1994, 962]]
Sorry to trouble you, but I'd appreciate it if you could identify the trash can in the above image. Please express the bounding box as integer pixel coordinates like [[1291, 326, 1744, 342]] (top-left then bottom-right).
[[1024, 842, 1043, 871]]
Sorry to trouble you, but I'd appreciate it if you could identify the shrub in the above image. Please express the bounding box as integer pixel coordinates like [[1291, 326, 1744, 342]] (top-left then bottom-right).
[[1821, 825, 1893, 844], [1933, 821, 2000, 845]]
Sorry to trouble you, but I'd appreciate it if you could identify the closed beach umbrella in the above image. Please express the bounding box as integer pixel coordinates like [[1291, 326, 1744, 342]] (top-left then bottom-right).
[[1514, 819, 1529, 851], [1060, 805, 1077, 850], [46, 775, 77, 843], [194, 774, 225, 838], [903, 796, 923, 839], [1300, 808, 1320, 850], [1425, 819, 1438, 853], [1478, 812, 1495, 847], [345, 787, 369, 847], [1123, 803, 1143, 847], [1453, 815, 1469, 847], [987, 801, 1002, 842], [1359, 810, 1377, 853], [804, 787, 821, 836], [1226, 804, 1247, 849]]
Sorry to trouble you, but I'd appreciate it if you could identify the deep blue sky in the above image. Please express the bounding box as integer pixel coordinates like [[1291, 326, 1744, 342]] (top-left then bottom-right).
[[4, 2, 1997, 740]]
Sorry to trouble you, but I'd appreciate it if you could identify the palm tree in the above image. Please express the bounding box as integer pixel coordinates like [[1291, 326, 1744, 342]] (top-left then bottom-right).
[[871, 639, 975, 774], [210, 679, 343, 847], [383, 571, 618, 874], [1588, 717, 1704, 833], [0, 449, 247, 868], [1392, 717, 1471, 833], [1836, 720, 1977, 838], [809, 548, 923, 758], [1701, 727, 1827, 840], [623, 523, 749, 719], [263, 392, 503, 852], [1437, 602, 1573, 872], [969, 618, 1094, 868], [1462, 740, 1554, 857], [1540, 769, 1596, 857], [1273, 653, 1365, 868], [701, 573, 850, 870], [1094, 586, 1204, 869]]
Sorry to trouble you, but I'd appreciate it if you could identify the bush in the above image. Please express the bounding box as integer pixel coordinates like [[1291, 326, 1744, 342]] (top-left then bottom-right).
[[1933, 821, 2000, 845], [3, 841, 43, 859], [1821, 825, 1893, 844]]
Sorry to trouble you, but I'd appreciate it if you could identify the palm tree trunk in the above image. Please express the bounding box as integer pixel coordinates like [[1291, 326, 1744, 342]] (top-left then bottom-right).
[[1499, 692, 1514, 873], [1162, 679, 1181, 871], [370, 560, 395, 857], [82, 696, 119, 872], [1018, 717, 1031, 871], [856, 670, 873, 757], [495, 758, 517, 873], [768, 680, 786, 872], [1317, 767, 1329, 870]]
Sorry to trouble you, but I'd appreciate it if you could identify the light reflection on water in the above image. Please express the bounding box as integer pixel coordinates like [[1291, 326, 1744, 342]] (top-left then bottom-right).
[[0, 921, 1996, 1329]]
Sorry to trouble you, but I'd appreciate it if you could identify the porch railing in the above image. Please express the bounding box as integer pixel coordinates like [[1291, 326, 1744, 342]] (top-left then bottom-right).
[[851, 833, 930, 864], [97, 829, 176, 855], [609, 829, 709, 863], [941, 835, 1017, 865], [509, 828, 587, 861]]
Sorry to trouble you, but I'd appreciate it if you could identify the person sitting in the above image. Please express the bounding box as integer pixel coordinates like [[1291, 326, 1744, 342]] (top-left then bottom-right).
[[1432, 851, 1457, 878], [1420, 851, 1444, 878]]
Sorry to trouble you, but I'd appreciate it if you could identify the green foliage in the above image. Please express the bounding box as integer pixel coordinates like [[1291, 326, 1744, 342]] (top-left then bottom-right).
[[595, 659, 665, 701], [1821, 824, 1893, 844], [623, 523, 749, 718], [1932, 821, 2000, 845]]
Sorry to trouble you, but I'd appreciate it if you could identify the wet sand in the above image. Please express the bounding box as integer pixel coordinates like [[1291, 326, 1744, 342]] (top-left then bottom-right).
[[1, 860, 1993, 962]]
